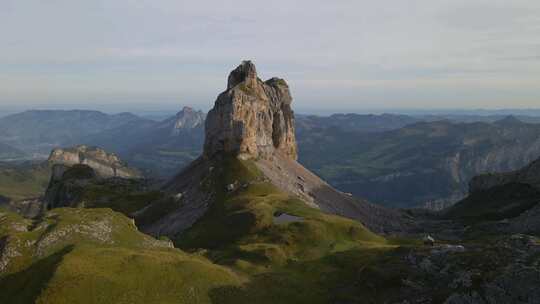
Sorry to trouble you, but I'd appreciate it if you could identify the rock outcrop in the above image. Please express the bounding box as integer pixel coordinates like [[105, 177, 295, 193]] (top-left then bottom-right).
[[445, 156, 540, 235], [204, 61, 297, 160], [48, 145, 141, 179], [469, 158, 540, 194], [43, 163, 154, 212], [156, 61, 413, 237]]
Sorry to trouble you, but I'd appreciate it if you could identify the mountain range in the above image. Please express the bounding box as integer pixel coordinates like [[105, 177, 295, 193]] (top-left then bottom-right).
[[3, 106, 540, 210], [301, 116, 540, 208], [1, 61, 540, 303], [0, 110, 145, 157], [0, 143, 26, 160]]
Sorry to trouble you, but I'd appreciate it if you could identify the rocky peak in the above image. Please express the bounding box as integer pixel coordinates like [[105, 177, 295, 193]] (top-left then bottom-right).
[[171, 106, 205, 134], [48, 145, 141, 179], [204, 61, 297, 160], [227, 60, 258, 90]]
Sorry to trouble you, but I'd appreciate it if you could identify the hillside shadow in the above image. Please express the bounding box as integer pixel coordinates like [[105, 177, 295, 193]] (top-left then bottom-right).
[[207, 247, 413, 304], [0, 245, 73, 304]]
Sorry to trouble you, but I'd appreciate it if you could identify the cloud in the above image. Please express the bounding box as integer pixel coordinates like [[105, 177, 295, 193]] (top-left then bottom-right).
[[0, 0, 539, 110]]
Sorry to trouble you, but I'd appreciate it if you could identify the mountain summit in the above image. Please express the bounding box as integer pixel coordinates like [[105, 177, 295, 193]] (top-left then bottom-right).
[[171, 106, 205, 133], [204, 60, 297, 160], [143, 61, 411, 238]]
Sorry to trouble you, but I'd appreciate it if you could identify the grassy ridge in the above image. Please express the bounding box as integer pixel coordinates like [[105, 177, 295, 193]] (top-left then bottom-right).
[[177, 157, 387, 263], [0, 157, 421, 303], [173, 157, 407, 303], [0, 208, 241, 304]]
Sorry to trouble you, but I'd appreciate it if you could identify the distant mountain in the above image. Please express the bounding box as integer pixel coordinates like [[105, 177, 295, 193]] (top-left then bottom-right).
[[420, 114, 540, 124], [297, 113, 420, 135], [6, 108, 540, 208], [0, 142, 27, 160], [85, 107, 205, 177], [299, 117, 540, 208], [0, 110, 148, 156]]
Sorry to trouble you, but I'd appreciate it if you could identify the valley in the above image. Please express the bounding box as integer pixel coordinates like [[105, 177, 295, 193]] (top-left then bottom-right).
[[3, 108, 540, 209]]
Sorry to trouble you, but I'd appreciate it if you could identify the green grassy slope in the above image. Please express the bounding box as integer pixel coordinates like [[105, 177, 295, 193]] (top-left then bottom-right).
[[174, 157, 527, 303], [2, 156, 534, 303], [177, 157, 388, 261], [173, 157, 415, 303], [0, 207, 241, 304]]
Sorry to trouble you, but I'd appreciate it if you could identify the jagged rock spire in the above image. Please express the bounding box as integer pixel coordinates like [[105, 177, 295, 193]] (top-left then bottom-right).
[[204, 61, 297, 160], [227, 60, 258, 89]]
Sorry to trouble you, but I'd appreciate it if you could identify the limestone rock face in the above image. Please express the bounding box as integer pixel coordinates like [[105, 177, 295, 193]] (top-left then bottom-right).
[[48, 145, 141, 179], [204, 61, 297, 160]]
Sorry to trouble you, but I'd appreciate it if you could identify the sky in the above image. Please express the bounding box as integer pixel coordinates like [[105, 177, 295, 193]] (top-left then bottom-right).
[[0, 0, 539, 113]]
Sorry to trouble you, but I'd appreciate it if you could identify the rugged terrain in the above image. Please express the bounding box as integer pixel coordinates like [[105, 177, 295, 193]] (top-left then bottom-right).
[[150, 61, 412, 238], [1, 62, 540, 303], [300, 117, 540, 208], [0, 208, 241, 303], [5, 106, 540, 212], [445, 155, 540, 235]]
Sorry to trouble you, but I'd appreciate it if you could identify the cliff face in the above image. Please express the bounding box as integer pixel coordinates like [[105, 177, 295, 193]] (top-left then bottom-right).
[[48, 145, 141, 179], [43, 164, 97, 210], [203, 61, 297, 160]]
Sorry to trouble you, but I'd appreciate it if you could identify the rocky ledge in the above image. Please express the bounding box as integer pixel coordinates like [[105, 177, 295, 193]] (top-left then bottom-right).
[[49, 145, 141, 179]]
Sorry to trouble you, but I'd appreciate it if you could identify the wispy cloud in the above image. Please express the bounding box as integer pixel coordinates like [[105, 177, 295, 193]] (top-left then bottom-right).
[[0, 0, 539, 109]]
